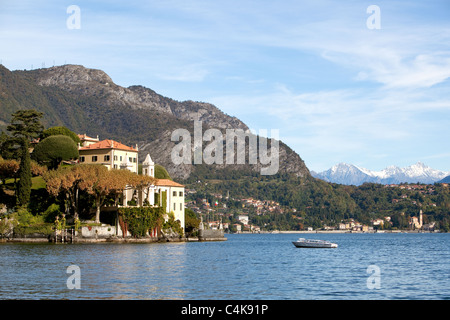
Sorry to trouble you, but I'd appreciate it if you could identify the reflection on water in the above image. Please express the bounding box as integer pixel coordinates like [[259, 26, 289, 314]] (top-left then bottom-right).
[[73, 243, 191, 300], [1, 233, 450, 299]]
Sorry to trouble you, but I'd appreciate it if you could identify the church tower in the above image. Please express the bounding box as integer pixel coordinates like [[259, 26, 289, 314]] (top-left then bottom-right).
[[142, 153, 155, 178], [419, 209, 423, 228]]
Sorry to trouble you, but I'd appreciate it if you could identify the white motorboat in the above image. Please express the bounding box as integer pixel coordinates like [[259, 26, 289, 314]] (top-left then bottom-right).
[[292, 238, 338, 248]]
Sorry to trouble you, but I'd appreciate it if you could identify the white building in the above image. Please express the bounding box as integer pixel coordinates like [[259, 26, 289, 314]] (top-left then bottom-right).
[[238, 215, 249, 225], [122, 153, 185, 233]]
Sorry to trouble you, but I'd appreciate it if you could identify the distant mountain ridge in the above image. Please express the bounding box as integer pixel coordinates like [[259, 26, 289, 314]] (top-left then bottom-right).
[[312, 162, 450, 185], [0, 64, 309, 180]]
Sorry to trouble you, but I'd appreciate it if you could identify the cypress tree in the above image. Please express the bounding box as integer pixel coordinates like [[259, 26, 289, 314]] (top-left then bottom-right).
[[6, 109, 43, 207], [16, 138, 31, 207]]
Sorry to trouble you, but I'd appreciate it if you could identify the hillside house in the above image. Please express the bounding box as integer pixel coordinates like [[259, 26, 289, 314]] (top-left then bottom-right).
[[238, 214, 249, 225], [78, 138, 139, 173], [372, 218, 385, 226], [78, 134, 99, 147]]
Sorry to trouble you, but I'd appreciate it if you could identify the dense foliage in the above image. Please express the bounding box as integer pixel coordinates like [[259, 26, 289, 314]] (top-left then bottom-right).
[[44, 164, 155, 223], [5, 109, 44, 207], [16, 139, 32, 207], [118, 206, 164, 238], [155, 164, 171, 180], [40, 126, 81, 144], [32, 135, 79, 169], [184, 208, 200, 236]]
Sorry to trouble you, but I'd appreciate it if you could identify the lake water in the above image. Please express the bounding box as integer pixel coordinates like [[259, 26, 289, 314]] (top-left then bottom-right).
[[1, 233, 449, 300]]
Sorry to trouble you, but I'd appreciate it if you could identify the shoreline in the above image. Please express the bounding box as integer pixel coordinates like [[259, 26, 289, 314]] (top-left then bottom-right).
[[0, 236, 227, 244], [1, 230, 441, 243], [232, 229, 440, 234], [276, 230, 438, 234]]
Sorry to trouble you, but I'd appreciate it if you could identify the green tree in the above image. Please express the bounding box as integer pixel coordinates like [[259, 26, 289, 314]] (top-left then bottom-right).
[[155, 164, 171, 180], [185, 208, 200, 236], [40, 126, 81, 144], [0, 156, 19, 187], [32, 135, 79, 169], [7, 109, 44, 141], [16, 138, 31, 207], [5, 110, 43, 207], [0, 131, 17, 159]]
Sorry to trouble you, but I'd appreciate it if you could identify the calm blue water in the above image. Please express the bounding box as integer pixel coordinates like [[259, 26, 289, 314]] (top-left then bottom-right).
[[1, 233, 449, 300]]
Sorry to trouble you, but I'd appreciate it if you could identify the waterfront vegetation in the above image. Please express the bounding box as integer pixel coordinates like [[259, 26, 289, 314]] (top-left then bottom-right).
[[118, 206, 165, 238]]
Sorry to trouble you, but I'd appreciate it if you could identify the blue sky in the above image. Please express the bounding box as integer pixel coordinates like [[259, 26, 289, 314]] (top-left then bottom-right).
[[1, 0, 450, 172]]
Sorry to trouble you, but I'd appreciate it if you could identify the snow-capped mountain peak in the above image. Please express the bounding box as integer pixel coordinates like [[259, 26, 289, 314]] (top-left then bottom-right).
[[312, 162, 449, 185]]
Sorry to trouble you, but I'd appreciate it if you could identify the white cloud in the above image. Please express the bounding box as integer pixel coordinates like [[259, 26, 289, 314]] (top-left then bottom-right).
[[305, 27, 450, 89]]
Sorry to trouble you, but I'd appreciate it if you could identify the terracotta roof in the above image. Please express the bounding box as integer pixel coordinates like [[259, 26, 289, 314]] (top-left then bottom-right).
[[155, 179, 184, 188], [79, 139, 137, 152]]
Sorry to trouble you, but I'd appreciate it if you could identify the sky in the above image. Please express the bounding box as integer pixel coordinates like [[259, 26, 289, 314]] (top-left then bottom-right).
[[1, 0, 450, 173]]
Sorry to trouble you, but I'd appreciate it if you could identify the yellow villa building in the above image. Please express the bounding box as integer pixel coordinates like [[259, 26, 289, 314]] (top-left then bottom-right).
[[78, 135, 139, 173]]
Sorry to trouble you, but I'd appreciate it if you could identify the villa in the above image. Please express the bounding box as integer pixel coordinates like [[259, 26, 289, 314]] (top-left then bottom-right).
[[78, 135, 185, 233], [78, 136, 139, 173]]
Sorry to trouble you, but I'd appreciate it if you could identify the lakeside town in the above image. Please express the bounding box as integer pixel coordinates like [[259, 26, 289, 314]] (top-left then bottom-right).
[[186, 182, 445, 234]]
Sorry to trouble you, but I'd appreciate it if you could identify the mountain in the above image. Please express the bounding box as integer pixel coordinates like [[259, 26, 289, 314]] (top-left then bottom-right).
[[312, 162, 449, 185], [0, 64, 309, 180], [311, 163, 372, 186], [439, 175, 450, 183]]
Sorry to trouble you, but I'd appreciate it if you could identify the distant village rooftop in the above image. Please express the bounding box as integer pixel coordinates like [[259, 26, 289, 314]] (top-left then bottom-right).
[[79, 139, 138, 152], [77, 133, 99, 142], [155, 179, 184, 188]]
